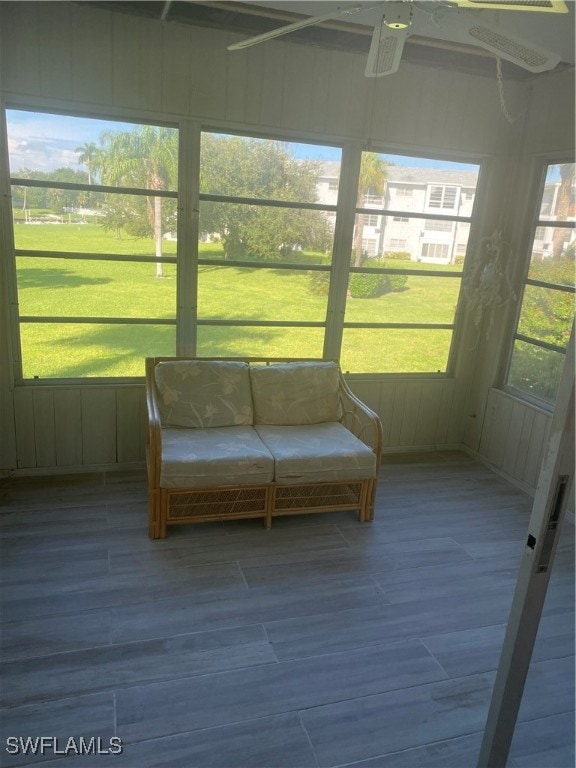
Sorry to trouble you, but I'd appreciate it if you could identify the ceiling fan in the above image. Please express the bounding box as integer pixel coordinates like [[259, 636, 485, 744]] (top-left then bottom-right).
[[227, 0, 568, 77]]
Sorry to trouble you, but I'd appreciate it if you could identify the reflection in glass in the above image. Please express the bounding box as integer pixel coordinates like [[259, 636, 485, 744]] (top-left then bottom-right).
[[508, 340, 566, 404]]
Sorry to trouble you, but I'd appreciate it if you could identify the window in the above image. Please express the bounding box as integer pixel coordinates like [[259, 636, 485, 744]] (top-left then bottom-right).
[[7, 109, 178, 378], [197, 132, 340, 358], [421, 243, 450, 261], [506, 162, 575, 404], [5, 110, 483, 380], [344, 151, 480, 372], [428, 185, 458, 210], [424, 219, 453, 233]]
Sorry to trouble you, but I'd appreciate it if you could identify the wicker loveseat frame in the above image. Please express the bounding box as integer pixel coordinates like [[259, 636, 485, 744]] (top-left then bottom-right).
[[146, 357, 382, 539]]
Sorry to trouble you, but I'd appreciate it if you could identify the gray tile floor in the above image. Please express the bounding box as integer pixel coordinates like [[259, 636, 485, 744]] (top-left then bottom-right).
[[0, 451, 573, 767]]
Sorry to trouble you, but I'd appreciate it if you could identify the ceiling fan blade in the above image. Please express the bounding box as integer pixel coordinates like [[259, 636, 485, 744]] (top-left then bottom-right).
[[437, 8, 562, 72], [227, 3, 369, 51], [448, 0, 568, 12], [365, 21, 408, 77], [463, 23, 560, 71]]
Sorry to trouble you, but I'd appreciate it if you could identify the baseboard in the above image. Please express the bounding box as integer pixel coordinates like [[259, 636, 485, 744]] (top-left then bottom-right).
[[0, 462, 146, 479], [460, 446, 538, 497]]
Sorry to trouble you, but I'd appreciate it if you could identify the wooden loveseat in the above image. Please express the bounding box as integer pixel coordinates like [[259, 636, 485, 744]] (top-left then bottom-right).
[[146, 357, 382, 538]]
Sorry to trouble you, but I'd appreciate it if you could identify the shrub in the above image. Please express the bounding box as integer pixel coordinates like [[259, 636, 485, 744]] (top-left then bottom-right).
[[349, 272, 387, 298]]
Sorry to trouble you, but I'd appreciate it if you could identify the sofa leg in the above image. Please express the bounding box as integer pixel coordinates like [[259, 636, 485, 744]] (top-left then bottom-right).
[[264, 487, 274, 530], [148, 489, 161, 539]]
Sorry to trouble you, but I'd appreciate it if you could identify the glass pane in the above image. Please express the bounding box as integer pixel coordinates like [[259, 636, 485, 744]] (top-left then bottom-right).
[[20, 323, 175, 378], [197, 326, 325, 358], [539, 163, 575, 222], [508, 340, 566, 403], [199, 202, 333, 264], [200, 133, 341, 203], [340, 329, 452, 373], [345, 274, 460, 324], [356, 151, 479, 215], [516, 285, 573, 348], [529, 226, 576, 276], [6, 110, 178, 189], [198, 265, 328, 322], [17, 257, 176, 318], [13, 194, 177, 257], [351, 213, 469, 267]]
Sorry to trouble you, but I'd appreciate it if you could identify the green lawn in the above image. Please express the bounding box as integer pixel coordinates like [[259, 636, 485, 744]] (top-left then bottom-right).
[[14, 224, 463, 377]]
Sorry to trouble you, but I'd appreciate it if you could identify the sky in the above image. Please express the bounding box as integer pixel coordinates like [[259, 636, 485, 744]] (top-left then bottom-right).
[[6, 108, 479, 175]]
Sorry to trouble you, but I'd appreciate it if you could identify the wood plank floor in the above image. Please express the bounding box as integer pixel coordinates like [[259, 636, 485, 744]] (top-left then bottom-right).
[[0, 451, 573, 768]]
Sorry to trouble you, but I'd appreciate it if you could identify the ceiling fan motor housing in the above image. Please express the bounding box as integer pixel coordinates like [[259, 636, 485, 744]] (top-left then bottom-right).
[[384, 2, 414, 29]]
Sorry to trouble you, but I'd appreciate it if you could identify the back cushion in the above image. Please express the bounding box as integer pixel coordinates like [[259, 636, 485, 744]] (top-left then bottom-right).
[[250, 361, 341, 426], [154, 360, 253, 428]]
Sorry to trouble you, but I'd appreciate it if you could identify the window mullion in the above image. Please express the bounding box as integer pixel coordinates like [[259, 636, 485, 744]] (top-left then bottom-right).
[[176, 120, 200, 356], [323, 143, 362, 361]]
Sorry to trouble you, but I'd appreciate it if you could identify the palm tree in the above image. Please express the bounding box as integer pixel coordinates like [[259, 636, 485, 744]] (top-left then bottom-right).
[[75, 141, 100, 184], [354, 153, 388, 267], [96, 126, 178, 277]]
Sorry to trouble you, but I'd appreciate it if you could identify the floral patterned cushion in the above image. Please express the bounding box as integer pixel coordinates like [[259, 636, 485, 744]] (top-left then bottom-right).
[[255, 422, 376, 484], [160, 426, 274, 488], [250, 361, 341, 426], [155, 361, 253, 428]]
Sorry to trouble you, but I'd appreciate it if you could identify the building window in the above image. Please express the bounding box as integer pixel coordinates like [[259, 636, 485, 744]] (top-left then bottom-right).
[[346, 150, 480, 373], [364, 214, 379, 227], [421, 243, 450, 261], [424, 219, 453, 233], [428, 185, 458, 210], [506, 162, 575, 404]]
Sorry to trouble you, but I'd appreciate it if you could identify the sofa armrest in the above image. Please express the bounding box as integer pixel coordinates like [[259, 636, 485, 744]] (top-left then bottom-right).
[[337, 372, 382, 464]]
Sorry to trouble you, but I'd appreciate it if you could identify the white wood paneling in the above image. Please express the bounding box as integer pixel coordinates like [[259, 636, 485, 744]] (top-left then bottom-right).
[[54, 389, 83, 466], [0, 1, 572, 480], [478, 389, 552, 490], [71, 5, 113, 105]]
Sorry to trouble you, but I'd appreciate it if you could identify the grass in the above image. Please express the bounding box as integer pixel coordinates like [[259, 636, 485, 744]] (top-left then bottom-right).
[[14, 224, 464, 377]]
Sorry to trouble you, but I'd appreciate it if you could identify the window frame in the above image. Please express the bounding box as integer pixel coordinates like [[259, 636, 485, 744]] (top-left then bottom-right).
[[503, 158, 575, 407], [2, 103, 488, 384]]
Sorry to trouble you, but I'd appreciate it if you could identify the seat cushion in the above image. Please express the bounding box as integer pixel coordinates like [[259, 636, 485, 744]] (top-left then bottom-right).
[[160, 426, 274, 488], [155, 360, 253, 428], [250, 361, 341, 425], [255, 422, 377, 485]]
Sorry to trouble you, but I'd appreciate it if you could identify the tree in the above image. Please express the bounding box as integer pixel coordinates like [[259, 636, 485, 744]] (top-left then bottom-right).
[[199, 135, 331, 260], [95, 126, 178, 277], [551, 163, 575, 260], [75, 141, 100, 185], [353, 153, 388, 267]]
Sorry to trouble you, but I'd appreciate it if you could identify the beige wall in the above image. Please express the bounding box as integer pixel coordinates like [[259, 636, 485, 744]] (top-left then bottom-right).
[[0, 1, 574, 488]]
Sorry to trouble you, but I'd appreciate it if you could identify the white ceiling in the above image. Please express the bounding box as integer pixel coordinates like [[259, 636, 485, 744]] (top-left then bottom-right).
[[245, 0, 576, 65]]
